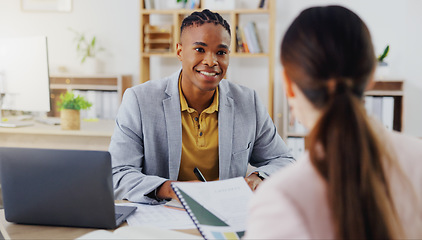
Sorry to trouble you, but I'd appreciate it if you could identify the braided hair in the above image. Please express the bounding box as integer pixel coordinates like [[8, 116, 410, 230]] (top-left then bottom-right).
[[180, 9, 231, 37]]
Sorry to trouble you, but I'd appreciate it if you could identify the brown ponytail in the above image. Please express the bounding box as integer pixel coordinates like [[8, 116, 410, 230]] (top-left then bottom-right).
[[309, 81, 402, 239], [281, 6, 404, 239]]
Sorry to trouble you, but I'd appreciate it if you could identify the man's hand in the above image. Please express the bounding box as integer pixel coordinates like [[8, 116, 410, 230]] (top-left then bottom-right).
[[156, 180, 201, 200], [244, 173, 263, 191], [156, 180, 177, 200]]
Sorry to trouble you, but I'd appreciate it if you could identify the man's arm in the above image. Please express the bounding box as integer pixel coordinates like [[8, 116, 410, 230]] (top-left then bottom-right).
[[109, 88, 172, 204], [249, 90, 295, 176]]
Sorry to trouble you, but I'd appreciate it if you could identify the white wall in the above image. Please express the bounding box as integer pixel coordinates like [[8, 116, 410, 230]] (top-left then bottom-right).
[[0, 0, 139, 81], [1, 0, 421, 136]]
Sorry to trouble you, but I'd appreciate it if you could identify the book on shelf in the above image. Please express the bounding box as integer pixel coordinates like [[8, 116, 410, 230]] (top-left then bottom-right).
[[143, 0, 154, 9], [203, 0, 236, 10], [235, 26, 245, 53], [242, 22, 262, 54], [364, 96, 395, 131], [171, 177, 253, 240], [239, 27, 249, 53], [258, 0, 268, 9], [186, 0, 201, 9], [146, 0, 200, 10], [382, 96, 394, 131], [248, 21, 263, 53]]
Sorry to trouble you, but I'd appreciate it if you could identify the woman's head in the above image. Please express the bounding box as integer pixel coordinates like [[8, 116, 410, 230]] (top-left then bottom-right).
[[281, 5, 375, 110], [280, 6, 404, 239]]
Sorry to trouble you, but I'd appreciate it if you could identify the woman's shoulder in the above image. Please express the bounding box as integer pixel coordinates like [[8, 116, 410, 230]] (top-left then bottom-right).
[[259, 155, 326, 200], [389, 130, 422, 151], [386, 130, 422, 167]]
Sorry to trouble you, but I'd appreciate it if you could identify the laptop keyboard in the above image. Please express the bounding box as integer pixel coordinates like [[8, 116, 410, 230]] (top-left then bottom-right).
[[115, 213, 123, 219]]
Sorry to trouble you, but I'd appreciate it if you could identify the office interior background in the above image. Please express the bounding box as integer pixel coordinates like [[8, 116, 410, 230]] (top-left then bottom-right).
[[0, 0, 421, 138]]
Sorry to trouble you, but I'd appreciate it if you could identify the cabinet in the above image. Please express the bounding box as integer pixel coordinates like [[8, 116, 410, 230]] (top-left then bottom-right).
[[140, 0, 276, 117], [48, 74, 132, 118], [282, 80, 404, 158]]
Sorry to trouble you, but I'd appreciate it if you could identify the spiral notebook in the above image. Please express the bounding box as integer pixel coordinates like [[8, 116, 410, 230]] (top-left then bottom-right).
[[171, 177, 253, 240]]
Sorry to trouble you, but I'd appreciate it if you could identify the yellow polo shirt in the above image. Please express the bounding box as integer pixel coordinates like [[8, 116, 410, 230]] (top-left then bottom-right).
[[177, 78, 219, 181]]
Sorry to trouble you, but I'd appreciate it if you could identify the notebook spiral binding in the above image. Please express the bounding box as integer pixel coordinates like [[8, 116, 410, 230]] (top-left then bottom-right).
[[171, 184, 209, 240]]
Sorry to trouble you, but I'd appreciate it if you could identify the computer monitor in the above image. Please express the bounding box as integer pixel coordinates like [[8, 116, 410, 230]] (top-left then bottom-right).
[[0, 36, 51, 126]]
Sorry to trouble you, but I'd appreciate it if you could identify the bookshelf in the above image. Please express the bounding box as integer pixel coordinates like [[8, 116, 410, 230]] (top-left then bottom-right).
[[140, 0, 276, 118], [365, 80, 403, 131], [282, 80, 404, 159], [48, 74, 132, 118]]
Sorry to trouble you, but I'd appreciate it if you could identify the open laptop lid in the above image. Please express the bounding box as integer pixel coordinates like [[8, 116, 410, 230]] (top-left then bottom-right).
[[0, 147, 129, 229]]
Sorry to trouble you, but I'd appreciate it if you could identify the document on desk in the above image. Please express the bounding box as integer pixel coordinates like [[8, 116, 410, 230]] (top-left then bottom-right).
[[171, 177, 253, 240], [117, 202, 195, 230]]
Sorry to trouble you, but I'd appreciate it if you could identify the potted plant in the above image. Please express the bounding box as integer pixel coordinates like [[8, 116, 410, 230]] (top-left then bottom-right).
[[376, 45, 390, 79], [57, 91, 92, 130], [69, 28, 105, 73]]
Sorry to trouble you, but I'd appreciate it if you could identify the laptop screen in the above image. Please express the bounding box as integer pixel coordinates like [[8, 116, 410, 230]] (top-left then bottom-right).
[[0, 147, 122, 229]]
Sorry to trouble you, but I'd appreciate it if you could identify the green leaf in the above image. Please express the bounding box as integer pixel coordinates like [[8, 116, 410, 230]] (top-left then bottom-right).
[[377, 45, 389, 62], [56, 91, 92, 110], [91, 37, 96, 47]]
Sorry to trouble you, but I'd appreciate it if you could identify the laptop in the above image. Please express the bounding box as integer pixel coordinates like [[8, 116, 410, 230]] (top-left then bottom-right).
[[0, 147, 136, 229]]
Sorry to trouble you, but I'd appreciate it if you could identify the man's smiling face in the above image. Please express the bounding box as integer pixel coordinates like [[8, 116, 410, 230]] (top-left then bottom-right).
[[177, 23, 231, 93]]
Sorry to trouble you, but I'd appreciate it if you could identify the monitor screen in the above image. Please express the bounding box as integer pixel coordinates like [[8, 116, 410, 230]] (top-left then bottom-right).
[[0, 36, 50, 112]]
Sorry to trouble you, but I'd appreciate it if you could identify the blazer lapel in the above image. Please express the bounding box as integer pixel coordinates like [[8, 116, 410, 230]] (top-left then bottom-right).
[[163, 71, 183, 180], [218, 81, 234, 179]]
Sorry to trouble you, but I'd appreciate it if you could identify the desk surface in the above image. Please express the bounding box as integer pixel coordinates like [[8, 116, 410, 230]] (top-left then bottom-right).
[[0, 119, 115, 137], [0, 209, 200, 239], [0, 209, 101, 239], [0, 119, 115, 151]]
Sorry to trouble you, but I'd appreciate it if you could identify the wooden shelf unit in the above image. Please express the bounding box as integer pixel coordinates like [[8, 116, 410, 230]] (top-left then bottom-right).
[[140, 0, 276, 118], [48, 74, 132, 117]]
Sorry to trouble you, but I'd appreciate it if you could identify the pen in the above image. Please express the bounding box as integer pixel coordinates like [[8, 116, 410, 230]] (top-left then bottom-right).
[[193, 167, 207, 182]]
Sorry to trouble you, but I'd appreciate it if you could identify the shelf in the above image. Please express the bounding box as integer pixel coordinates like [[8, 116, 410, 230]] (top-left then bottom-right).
[[367, 80, 403, 92], [50, 84, 118, 91], [141, 8, 270, 15], [365, 90, 403, 96], [48, 75, 132, 118]]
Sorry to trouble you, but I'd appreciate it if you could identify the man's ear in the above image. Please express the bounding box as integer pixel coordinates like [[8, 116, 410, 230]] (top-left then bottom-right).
[[282, 70, 295, 98], [176, 43, 182, 61]]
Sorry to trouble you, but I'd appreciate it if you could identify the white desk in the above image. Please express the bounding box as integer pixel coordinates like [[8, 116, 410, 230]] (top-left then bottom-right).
[[0, 209, 101, 239], [0, 119, 115, 151], [0, 209, 200, 239]]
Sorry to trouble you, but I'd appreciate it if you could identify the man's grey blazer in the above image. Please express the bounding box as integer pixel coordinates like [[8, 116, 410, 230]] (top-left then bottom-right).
[[109, 70, 294, 204]]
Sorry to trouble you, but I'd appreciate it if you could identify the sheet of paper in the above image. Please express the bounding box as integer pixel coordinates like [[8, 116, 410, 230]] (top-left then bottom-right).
[[117, 202, 196, 230], [164, 198, 184, 209], [173, 177, 252, 231]]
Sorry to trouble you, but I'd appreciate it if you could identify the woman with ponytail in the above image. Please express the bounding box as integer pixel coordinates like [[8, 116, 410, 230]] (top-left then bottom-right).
[[245, 5, 422, 239]]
